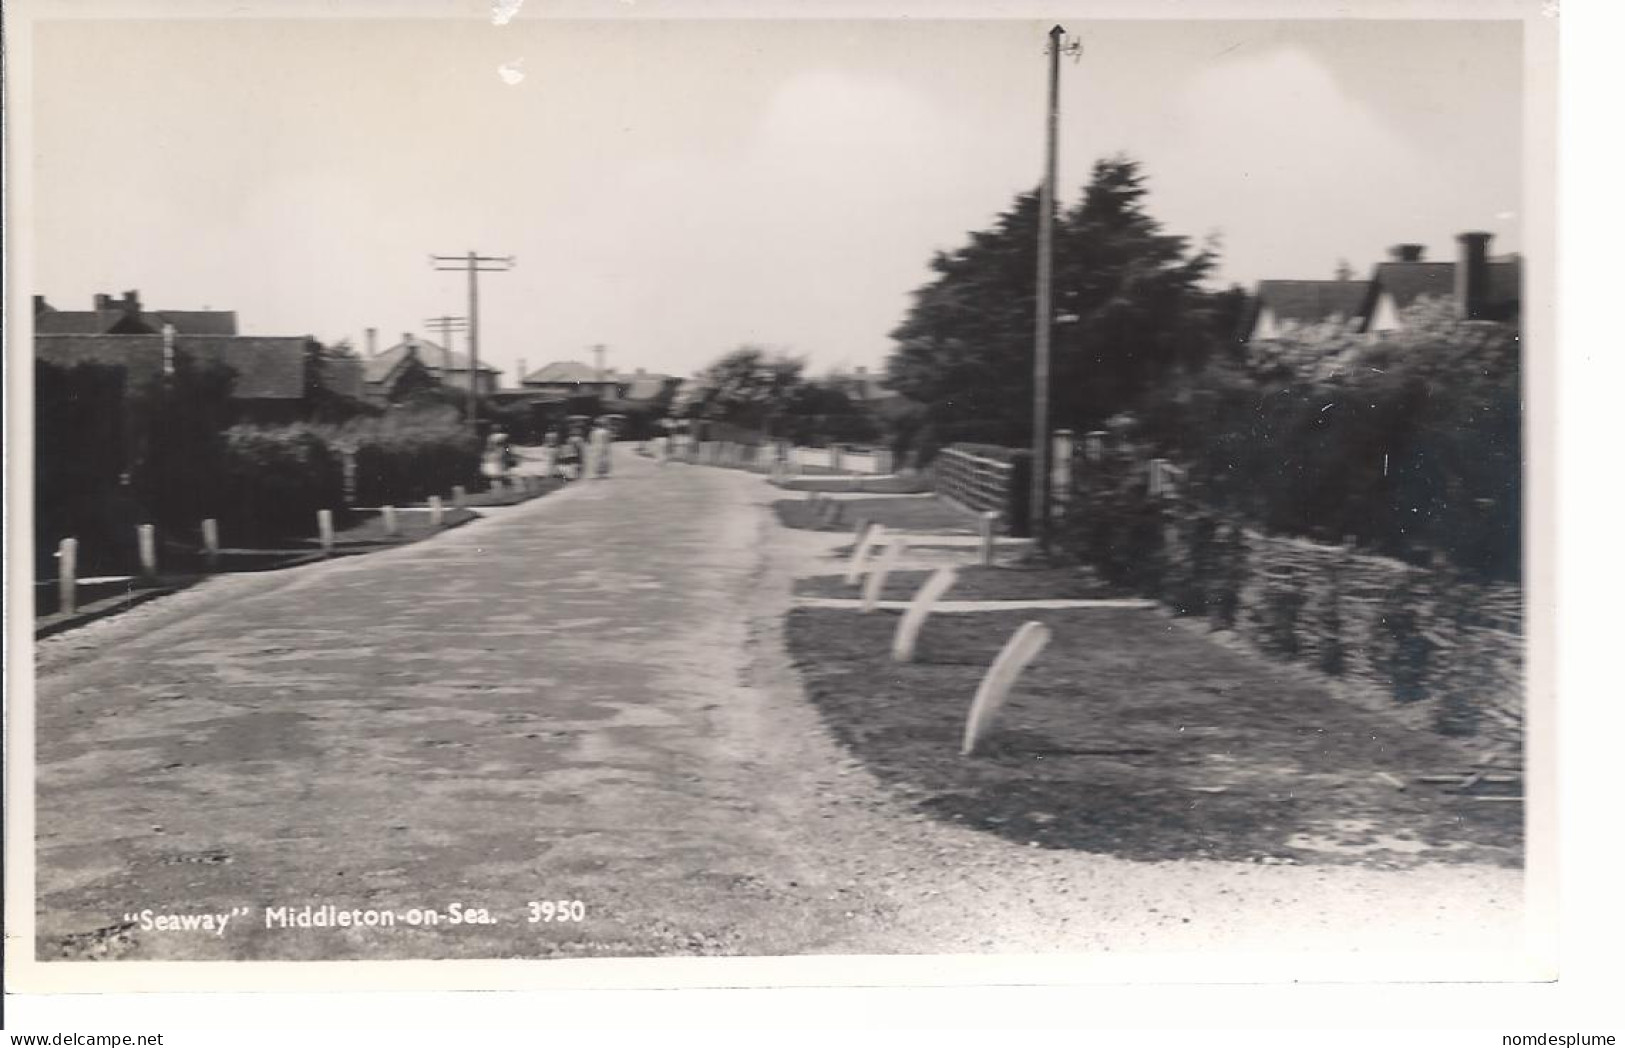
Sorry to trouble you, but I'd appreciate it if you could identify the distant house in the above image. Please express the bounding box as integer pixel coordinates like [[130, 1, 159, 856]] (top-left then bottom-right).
[[1242, 280, 1372, 342], [1242, 232, 1522, 343], [33, 290, 362, 422], [34, 290, 238, 337], [363, 333, 502, 401], [519, 360, 624, 399]]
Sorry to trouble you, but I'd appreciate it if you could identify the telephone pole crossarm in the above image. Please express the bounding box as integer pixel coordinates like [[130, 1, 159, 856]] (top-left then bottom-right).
[[429, 250, 515, 430]]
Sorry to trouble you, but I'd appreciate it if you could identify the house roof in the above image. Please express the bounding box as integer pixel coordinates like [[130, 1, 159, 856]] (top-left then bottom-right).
[[1251, 280, 1373, 328], [522, 360, 618, 385], [367, 339, 501, 383], [35, 333, 310, 400], [178, 335, 309, 399], [619, 374, 677, 400], [33, 307, 239, 336], [1368, 260, 1521, 314]]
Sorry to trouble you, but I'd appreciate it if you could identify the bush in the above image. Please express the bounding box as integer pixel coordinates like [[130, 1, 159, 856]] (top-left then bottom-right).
[[341, 406, 480, 505], [218, 424, 344, 543]]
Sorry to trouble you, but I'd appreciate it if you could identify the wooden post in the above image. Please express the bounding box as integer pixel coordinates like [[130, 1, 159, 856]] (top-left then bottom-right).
[[429, 496, 445, 527], [317, 509, 335, 556], [860, 536, 905, 613], [382, 505, 400, 537], [57, 538, 78, 615], [893, 566, 958, 662], [452, 485, 467, 509], [979, 511, 998, 567], [340, 448, 358, 507], [846, 523, 885, 586], [201, 518, 220, 570], [962, 621, 1052, 756], [137, 524, 157, 578], [830, 444, 844, 474]]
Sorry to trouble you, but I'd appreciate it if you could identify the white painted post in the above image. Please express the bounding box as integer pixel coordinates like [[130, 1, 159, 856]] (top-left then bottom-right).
[[541, 447, 558, 479], [137, 524, 157, 577], [452, 484, 467, 508], [893, 566, 958, 662], [382, 505, 400, 536], [201, 518, 220, 569], [830, 444, 844, 474], [962, 621, 1052, 756], [860, 536, 905, 613], [57, 538, 78, 615], [979, 511, 998, 567], [429, 496, 445, 527], [317, 509, 335, 556], [846, 523, 885, 586]]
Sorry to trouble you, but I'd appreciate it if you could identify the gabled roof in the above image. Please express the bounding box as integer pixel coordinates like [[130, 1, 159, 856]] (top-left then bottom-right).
[[177, 335, 309, 399], [1251, 280, 1373, 327], [35, 333, 311, 400], [522, 360, 615, 385], [619, 374, 677, 400], [33, 307, 239, 336], [1368, 259, 1521, 320], [367, 339, 501, 383]]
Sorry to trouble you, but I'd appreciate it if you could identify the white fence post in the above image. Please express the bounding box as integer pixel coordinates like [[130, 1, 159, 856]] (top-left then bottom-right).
[[57, 538, 78, 615], [137, 524, 157, 578], [317, 509, 335, 556], [979, 511, 998, 567], [846, 523, 885, 585], [429, 496, 445, 528], [861, 536, 906, 613], [201, 518, 220, 570], [382, 505, 400, 537], [893, 566, 958, 662], [962, 621, 1052, 756], [452, 484, 468, 508]]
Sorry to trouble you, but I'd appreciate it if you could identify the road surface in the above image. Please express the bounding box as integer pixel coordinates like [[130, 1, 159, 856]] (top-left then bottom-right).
[[30, 451, 1524, 969]]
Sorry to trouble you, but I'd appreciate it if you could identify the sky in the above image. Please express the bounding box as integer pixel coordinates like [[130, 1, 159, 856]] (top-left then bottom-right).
[[27, 12, 1524, 385]]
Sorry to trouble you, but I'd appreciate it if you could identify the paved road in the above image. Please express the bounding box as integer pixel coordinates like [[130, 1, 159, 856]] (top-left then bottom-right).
[[30, 451, 1524, 968]]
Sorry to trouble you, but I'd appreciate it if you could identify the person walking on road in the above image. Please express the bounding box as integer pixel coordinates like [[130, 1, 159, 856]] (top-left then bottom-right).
[[481, 429, 513, 492], [589, 418, 613, 479]]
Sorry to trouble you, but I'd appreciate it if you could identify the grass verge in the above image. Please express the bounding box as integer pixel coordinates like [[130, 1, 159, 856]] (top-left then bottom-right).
[[785, 604, 1521, 868], [795, 565, 1134, 602], [774, 496, 978, 534]]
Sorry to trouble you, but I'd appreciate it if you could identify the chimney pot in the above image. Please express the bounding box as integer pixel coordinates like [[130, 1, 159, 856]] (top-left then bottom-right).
[[365, 327, 378, 357], [1390, 244, 1426, 262], [1456, 231, 1493, 321]]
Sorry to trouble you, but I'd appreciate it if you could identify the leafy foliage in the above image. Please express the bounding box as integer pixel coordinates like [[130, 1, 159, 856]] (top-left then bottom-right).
[[886, 156, 1237, 452]]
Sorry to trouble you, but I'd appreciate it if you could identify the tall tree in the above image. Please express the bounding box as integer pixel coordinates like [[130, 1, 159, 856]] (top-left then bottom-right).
[[885, 156, 1228, 442]]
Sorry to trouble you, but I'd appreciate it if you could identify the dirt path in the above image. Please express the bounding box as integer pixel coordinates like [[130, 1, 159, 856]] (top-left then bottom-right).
[[30, 453, 1524, 967]]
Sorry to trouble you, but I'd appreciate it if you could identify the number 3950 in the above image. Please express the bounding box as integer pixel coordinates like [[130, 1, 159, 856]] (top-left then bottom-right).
[[528, 900, 586, 923]]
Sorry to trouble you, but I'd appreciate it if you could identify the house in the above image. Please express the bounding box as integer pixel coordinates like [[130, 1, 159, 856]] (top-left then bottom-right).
[[1363, 233, 1521, 335], [34, 331, 340, 424], [363, 332, 502, 401], [1242, 232, 1522, 342], [519, 360, 625, 399], [1241, 280, 1372, 342], [33, 289, 364, 422], [34, 290, 239, 337]]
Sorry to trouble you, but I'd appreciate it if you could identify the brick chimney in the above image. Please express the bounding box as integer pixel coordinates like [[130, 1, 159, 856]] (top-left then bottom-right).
[[517, 358, 528, 387], [1456, 231, 1493, 320], [1389, 244, 1426, 262], [120, 290, 141, 313], [365, 327, 378, 356], [93, 293, 116, 310]]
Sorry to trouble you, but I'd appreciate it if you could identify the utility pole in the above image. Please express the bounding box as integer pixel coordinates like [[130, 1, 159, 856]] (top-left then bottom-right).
[[1031, 24, 1072, 555], [431, 251, 515, 430], [423, 314, 468, 383]]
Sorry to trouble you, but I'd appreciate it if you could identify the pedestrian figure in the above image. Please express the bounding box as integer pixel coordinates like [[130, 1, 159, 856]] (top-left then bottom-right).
[[539, 431, 560, 480], [589, 418, 613, 479], [482, 429, 513, 491]]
